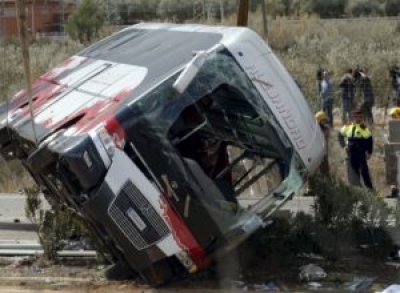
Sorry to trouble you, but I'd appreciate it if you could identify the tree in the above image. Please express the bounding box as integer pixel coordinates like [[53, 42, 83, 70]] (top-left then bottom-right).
[[265, 0, 287, 17], [157, 0, 195, 22], [346, 0, 384, 17], [118, 3, 130, 24], [93, 0, 120, 24], [310, 0, 347, 18], [249, 0, 262, 12], [65, 0, 106, 44], [117, 0, 158, 23], [385, 0, 400, 17]]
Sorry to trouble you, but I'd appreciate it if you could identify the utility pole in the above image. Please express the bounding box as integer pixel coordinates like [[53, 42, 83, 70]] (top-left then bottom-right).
[[60, 0, 65, 35], [32, 0, 35, 37], [203, 0, 210, 21], [107, 0, 111, 24], [219, 0, 224, 22], [237, 0, 248, 27], [0, 0, 5, 39], [261, 0, 268, 38], [15, 0, 37, 145]]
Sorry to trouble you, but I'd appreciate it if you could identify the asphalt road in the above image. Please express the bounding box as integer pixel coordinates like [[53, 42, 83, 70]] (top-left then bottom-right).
[[0, 193, 397, 242], [0, 193, 45, 241]]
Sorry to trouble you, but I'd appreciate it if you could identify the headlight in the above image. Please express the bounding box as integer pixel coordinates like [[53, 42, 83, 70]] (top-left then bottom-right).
[[83, 150, 93, 168], [97, 127, 116, 158], [89, 126, 114, 168], [89, 118, 126, 169]]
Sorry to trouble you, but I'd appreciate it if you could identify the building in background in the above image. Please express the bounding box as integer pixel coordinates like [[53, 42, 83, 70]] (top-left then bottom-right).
[[0, 0, 77, 39]]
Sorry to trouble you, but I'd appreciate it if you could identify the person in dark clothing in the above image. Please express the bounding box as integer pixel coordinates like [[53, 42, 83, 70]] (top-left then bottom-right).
[[387, 185, 399, 199], [303, 111, 331, 197], [338, 110, 373, 189], [320, 70, 334, 127], [390, 65, 400, 106], [316, 67, 324, 98], [339, 69, 355, 125], [359, 69, 375, 126]]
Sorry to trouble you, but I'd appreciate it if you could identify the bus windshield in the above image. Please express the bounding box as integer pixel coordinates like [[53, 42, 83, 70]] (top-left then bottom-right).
[[125, 48, 305, 233]]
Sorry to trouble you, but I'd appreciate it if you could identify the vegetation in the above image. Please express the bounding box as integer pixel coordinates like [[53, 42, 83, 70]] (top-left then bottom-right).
[[265, 16, 400, 110], [85, 0, 400, 23], [244, 174, 400, 264], [24, 186, 86, 262], [63, 0, 400, 27], [24, 185, 110, 264], [0, 39, 83, 191], [65, 0, 106, 43]]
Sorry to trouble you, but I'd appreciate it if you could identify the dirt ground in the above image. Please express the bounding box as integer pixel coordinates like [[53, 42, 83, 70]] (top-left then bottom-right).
[[0, 250, 400, 293]]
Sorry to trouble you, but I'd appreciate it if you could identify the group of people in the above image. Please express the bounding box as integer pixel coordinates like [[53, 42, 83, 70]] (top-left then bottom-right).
[[313, 65, 400, 192], [317, 67, 377, 128]]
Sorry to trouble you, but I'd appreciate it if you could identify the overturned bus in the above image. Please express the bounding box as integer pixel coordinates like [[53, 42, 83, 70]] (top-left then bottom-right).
[[0, 23, 325, 285]]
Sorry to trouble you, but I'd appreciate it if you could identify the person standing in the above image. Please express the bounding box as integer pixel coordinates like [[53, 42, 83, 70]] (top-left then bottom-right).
[[320, 70, 334, 127], [303, 111, 331, 197], [338, 110, 373, 189], [316, 67, 324, 99], [390, 65, 400, 106], [359, 69, 375, 126], [339, 69, 355, 125], [315, 111, 330, 176]]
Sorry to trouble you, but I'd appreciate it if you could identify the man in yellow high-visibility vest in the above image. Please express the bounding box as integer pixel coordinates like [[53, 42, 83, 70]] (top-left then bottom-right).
[[338, 110, 373, 189]]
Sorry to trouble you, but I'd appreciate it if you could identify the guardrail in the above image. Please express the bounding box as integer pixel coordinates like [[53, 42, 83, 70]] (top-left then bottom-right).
[[0, 249, 97, 257], [0, 240, 96, 257]]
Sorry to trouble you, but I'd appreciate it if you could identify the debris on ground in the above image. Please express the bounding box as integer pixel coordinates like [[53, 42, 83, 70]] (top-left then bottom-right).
[[299, 263, 327, 281], [30, 264, 43, 273], [6, 256, 36, 268], [62, 238, 92, 251], [297, 253, 325, 261], [253, 281, 279, 291], [307, 281, 323, 290], [344, 277, 376, 292]]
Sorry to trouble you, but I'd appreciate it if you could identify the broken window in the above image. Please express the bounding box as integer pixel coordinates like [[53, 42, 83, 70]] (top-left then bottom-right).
[[125, 49, 300, 232]]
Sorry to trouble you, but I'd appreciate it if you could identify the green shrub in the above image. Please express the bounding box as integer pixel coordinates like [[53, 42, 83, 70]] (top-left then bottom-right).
[[311, 0, 347, 18], [346, 0, 385, 17], [396, 21, 400, 34], [24, 185, 94, 263], [244, 174, 400, 263], [65, 0, 106, 43], [385, 0, 400, 16], [308, 174, 397, 258]]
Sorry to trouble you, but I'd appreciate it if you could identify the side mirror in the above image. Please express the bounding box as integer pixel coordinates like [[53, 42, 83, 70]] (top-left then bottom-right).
[[172, 51, 207, 94]]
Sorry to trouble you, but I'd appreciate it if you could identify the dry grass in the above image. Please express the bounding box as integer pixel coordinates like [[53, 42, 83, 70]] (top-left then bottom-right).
[[0, 39, 82, 100], [270, 17, 400, 111], [210, 14, 400, 110], [0, 39, 83, 192]]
